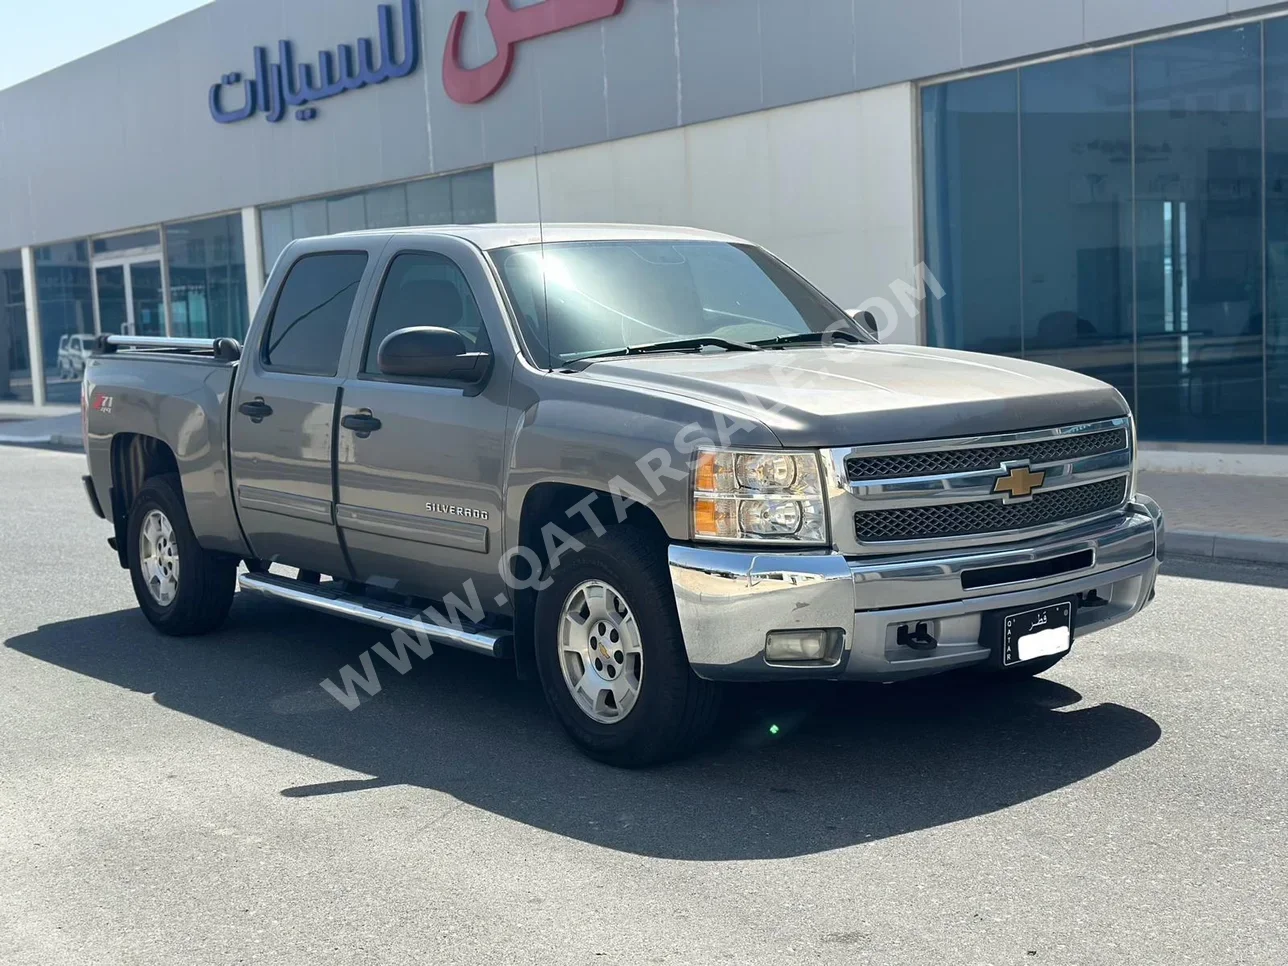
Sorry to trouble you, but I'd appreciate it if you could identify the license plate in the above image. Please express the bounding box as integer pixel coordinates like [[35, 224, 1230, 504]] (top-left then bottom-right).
[[1000, 601, 1073, 667]]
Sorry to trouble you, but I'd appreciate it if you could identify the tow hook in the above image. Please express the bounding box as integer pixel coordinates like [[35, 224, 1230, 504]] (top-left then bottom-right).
[[898, 622, 938, 651], [1080, 589, 1110, 609]]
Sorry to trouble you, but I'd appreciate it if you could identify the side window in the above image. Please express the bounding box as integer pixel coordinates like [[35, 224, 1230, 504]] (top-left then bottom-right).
[[262, 252, 368, 375], [362, 252, 488, 374]]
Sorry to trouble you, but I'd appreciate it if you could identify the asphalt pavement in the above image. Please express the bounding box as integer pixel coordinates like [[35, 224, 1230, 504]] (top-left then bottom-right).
[[0, 445, 1284, 965]]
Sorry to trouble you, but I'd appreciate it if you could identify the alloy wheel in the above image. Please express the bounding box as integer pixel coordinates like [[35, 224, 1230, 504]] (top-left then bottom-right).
[[138, 509, 180, 607], [557, 579, 644, 724]]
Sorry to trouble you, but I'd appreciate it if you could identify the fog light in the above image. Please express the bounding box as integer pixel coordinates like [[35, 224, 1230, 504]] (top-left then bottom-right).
[[764, 629, 844, 666]]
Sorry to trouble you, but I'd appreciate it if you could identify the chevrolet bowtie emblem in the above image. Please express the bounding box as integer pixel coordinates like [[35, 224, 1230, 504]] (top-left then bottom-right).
[[993, 462, 1046, 502]]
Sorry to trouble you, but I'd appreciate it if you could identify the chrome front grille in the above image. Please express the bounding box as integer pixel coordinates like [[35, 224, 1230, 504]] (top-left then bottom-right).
[[854, 477, 1128, 543], [845, 428, 1128, 482], [824, 417, 1134, 555]]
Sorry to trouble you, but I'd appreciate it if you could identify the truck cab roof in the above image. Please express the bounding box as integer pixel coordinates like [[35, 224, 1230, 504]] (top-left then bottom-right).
[[317, 223, 748, 252]]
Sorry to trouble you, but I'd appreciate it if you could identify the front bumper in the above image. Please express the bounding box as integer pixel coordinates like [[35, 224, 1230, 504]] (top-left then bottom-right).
[[668, 496, 1164, 681]]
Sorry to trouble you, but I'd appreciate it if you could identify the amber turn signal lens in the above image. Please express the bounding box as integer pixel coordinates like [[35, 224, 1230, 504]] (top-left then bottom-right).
[[693, 497, 719, 536], [694, 451, 717, 493]]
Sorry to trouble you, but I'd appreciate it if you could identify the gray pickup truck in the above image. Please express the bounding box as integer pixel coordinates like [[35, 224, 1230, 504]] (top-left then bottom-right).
[[82, 224, 1164, 766]]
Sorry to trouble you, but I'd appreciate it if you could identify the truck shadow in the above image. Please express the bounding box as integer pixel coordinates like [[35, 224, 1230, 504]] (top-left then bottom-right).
[[6, 596, 1161, 861]]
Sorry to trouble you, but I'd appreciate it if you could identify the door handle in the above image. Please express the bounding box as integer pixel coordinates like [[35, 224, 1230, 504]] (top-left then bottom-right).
[[238, 398, 273, 421], [341, 412, 382, 436]]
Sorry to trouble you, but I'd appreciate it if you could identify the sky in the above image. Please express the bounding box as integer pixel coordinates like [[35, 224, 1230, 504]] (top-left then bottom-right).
[[0, 0, 211, 91]]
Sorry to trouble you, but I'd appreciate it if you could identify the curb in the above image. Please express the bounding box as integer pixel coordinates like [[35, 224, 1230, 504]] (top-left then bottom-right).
[[1169, 530, 1288, 566], [0, 434, 84, 453]]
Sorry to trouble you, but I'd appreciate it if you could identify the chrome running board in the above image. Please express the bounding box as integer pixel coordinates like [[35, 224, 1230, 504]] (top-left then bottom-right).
[[238, 572, 508, 659]]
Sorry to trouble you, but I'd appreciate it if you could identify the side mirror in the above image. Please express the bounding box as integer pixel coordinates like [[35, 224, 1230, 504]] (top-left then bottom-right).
[[377, 326, 490, 381], [849, 309, 879, 340]]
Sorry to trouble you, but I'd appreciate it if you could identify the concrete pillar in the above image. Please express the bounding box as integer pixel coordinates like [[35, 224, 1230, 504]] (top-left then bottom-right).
[[241, 207, 265, 322], [0, 267, 11, 400], [21, 247, 45, 407]]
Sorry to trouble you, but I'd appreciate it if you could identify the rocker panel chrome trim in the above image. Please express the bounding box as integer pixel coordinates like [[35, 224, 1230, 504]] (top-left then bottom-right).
[[238, 572, 506, 658]]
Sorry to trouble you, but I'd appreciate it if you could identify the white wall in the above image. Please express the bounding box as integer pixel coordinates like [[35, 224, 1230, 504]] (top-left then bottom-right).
[[494, 83, 925, 345]]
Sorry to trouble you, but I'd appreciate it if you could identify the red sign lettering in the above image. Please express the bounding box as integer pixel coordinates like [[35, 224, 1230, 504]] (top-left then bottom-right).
[[443, 0, 626, 105]]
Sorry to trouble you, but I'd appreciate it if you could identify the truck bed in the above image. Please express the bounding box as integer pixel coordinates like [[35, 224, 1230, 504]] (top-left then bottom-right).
[[84, 335, 249, 558]]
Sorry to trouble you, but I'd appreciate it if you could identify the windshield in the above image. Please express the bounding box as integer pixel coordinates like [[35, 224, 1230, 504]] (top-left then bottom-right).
[[491, 240, 867, 367]]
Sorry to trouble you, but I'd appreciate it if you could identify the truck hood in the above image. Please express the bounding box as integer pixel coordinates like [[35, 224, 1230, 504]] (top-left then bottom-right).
[[582, 344, 1129, 447]]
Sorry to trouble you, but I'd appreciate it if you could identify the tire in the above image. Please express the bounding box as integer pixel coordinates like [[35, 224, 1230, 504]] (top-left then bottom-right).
[[533, 526, 722, 768], [127, 473, 236, 636]]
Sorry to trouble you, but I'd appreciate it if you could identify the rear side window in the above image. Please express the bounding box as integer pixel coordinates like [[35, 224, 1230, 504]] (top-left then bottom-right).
[[362, 252, 487, 374], [263, 252, 368, 375]]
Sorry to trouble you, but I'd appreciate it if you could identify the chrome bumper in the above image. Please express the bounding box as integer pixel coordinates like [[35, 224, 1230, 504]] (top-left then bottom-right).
[[668, 496, 1164, 682]]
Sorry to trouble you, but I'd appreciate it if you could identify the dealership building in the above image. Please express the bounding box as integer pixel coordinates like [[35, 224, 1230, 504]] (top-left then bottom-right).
[[3, 0, 1288, 449]]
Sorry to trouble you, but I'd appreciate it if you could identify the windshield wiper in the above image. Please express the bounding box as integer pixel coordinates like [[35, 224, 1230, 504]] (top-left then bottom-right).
[[752, 330, 865, 348], [577, 337, 762, 362]]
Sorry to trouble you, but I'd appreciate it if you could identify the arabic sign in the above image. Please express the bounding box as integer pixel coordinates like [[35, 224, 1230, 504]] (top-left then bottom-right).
[[209, 0, 627, 124], [443, 0, 624, 105], [210, 0, 419, 123]]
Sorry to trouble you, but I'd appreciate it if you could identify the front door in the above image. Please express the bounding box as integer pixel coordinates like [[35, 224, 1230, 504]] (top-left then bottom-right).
[[94, 257, 166, 336], [335, 240, 510, 605], [95, 266, 128, 334], [230, 247, 376, 577], [128, 262, 166, 335]]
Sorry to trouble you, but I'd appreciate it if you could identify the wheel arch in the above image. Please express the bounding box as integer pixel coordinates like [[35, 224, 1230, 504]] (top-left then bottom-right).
[[108, 434, 181, 568], [510, 482, 669, 681]]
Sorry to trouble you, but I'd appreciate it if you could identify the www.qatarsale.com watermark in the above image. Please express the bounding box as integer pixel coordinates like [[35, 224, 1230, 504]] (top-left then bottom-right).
[[318, 263, 946, 709]]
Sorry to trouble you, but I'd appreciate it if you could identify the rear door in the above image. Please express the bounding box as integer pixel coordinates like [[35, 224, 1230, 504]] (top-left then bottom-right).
[[334, 235, 511, 604], [230, 242, 381, 576]]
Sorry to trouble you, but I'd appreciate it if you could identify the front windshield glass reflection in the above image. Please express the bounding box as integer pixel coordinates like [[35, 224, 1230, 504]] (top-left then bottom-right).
[[492, 240, 862, 366]]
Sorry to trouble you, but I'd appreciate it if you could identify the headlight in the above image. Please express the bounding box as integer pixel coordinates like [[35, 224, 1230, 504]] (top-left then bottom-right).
[[692, 449, 828, 545]]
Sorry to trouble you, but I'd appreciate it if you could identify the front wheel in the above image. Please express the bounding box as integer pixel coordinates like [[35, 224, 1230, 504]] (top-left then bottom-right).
[[127, 474, 236, 636], [533, 527, 721, 767]]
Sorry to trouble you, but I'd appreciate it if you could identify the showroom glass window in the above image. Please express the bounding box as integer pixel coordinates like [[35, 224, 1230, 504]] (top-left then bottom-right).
[[0, 250, 33, 402], [1134, 26, 1263, 442], [922, 72, 1022, 355], [1020, 49, 1134, 407], [259, 168, 496, 275], [92, 230, 160, 255], [35, 241, 93, 405], [1265, 18, 1288, 443], [164, 215, 249, 340], [922, 22, 1275, 444]]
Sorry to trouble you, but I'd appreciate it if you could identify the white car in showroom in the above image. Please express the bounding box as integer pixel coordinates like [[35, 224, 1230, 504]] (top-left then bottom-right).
[[57, 334, 95, 380]]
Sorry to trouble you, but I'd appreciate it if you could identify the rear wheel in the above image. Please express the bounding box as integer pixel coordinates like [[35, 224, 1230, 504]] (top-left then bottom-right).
[[534, 526, 721, 767], [127, 474, 236, 636]]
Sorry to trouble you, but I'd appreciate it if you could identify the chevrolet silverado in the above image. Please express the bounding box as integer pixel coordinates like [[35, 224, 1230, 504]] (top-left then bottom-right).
[[81, 224, 1164, 766]]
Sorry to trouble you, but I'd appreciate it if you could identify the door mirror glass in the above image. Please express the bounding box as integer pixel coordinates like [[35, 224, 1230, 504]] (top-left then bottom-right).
[[377, 326, 491, 381], [849, 309, 880, 340]]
